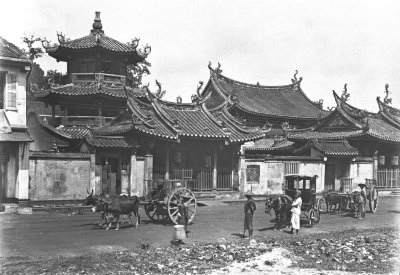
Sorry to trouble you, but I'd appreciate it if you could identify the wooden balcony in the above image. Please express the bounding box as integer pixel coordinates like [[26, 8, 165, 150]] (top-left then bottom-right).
[[71, 73, 126, 85]]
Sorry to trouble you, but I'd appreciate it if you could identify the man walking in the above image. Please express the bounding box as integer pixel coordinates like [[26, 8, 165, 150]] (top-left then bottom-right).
[[243, 190, 256, 238]]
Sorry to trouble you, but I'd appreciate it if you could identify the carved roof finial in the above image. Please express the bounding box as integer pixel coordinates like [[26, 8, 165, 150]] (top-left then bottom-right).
[[196, 80, 204, 97], [341, 83, 350, 102], [155, 80, 166, 98], [291, 70, 302, 84], [91, 11, 104, 35], [215, 62, 222, 74], [176, 95, 182, 104], [384, 83, 392, 105]]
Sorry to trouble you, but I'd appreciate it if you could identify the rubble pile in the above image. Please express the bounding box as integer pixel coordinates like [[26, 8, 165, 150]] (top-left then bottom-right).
[[283, 228, 399, 273]]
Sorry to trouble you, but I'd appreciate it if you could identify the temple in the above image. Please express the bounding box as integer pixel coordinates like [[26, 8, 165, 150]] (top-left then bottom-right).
[[18, 12, 399, 204]]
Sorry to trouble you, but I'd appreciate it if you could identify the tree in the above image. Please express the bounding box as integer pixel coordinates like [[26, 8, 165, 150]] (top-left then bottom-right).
[[21, 34, 46, 94], [127, 59, 151, 88]]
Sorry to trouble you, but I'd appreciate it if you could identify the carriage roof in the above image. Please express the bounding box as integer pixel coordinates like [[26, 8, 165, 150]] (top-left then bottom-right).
[[284, 174, 318, 180]]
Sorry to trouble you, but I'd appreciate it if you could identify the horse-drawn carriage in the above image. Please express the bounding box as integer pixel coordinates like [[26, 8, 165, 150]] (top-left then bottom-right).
[[283, 174, 324, 228], [143, 179, 197, 224]]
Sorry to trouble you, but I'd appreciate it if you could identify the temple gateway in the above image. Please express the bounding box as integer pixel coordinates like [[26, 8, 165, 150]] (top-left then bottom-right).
[[8, 12, 398, 203]]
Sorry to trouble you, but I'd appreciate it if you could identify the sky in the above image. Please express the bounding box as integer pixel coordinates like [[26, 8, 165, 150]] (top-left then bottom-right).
[[1, 0, 399, 111]]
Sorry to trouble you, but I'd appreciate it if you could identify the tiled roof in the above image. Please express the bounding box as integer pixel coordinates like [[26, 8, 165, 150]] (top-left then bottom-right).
[[93, 92, 271, 143], [46, 12, 147, 62], [244, 138, 295, 152], [377, 97, 400, 128], [0, 36, 29, 62], [366, 115, 400, 142], [206, 69, 329, 119], [286, 129, 364, 140], [32, 82, 144, 99], [312, 139, 358, 156], [48, 34, 137, 53], [56, 126, 91, 139], [84, 134, 132, 148], [0, 132, 33, 142]]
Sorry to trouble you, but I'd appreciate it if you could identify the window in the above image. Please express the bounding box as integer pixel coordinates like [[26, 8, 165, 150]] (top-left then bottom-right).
[[284, 162, 299, 175], [6, 74, 17, 108], [246, 165, 260, 184]]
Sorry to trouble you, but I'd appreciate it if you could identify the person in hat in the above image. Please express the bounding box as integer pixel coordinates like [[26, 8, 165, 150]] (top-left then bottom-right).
[[243, 191, 256, 238], [357, 183, 367, 219], [177, 195, 191, 236], [290, 189, 302, 235]]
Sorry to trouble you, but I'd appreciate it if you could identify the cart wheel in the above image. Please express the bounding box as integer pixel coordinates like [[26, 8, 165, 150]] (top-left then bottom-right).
[[145, 201, 169, 223], [369, 186, 379, 213], [308, 209, 315, 228], [317, 197, 327, 215], [167, 188, 197, 225]]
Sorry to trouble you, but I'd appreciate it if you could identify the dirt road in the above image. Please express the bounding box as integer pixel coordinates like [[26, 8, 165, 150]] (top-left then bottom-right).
[[0, 197, 399, 261]]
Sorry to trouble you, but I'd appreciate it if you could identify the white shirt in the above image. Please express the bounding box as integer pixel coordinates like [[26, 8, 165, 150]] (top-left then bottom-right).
[[291, 197, 302, 215]]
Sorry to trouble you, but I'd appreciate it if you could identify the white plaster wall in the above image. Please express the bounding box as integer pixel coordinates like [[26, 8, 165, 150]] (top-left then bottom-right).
[[299, 162, 325, 193], [350, 162, 373, 186], [3, 64, 27, 126]]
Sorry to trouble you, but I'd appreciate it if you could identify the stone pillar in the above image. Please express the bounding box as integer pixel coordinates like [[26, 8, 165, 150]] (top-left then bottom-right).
[[129, 153, 137, 196], [165, 145, 170, 180], [212, 146, 218, 191], [372, 156, 378, 180], [238, 155, 246, 194], [121, 169, 129, 194], [145, 154, 154, 195], [17, 143, 29, 206], [89, 153, 96, 193]]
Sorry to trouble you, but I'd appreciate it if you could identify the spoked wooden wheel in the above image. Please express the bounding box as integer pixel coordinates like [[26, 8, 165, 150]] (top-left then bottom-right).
[[369, 186, 379, 213], [144, 201, 169, 223], [167, 188, 197, 225], [308, 209, 315, 228]]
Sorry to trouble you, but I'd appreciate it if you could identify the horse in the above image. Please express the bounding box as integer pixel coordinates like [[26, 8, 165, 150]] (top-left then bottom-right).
[[347, 191, 366, 219], [265, 195, 293, 229]]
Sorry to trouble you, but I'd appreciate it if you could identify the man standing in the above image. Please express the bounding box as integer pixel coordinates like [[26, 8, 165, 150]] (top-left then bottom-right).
[[243, 191, 256, 238], [178, 195, 190, 236], [358, 183, 367, 219], [290, 189, 302, 235]]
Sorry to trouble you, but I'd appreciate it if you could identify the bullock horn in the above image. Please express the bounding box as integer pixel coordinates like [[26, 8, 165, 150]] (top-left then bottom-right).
[[91, 189, 94, 195]]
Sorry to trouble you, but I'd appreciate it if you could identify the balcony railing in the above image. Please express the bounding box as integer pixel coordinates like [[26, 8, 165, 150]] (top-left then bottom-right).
[[71, 73, 126, 85]]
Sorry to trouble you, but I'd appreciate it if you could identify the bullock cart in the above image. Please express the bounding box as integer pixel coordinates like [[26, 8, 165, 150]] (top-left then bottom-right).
[[339, 178, 379, 213], [283, 174, 324, 228], [143, 179, 197, 224]]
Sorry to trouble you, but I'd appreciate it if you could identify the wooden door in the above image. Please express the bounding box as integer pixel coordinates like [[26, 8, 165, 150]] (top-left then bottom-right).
[[325, 164, 336, 191], [102, 164, 111, 194]]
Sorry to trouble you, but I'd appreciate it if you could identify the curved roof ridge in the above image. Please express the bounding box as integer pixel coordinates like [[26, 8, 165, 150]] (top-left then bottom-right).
[[219, 107, 262, 134], [150, 98, 179, 134], [210, 69, 301, 90]]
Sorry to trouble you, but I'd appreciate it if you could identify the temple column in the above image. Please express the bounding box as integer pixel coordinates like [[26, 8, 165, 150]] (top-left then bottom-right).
[[144, 154, 153, 196], [238, 155, 246, 194], [212, 146, 218, 191], [17, 143, 29, 206], [129, 153, 137, 196], [89, 152, 96, 194], [165, 144, 170, 180]]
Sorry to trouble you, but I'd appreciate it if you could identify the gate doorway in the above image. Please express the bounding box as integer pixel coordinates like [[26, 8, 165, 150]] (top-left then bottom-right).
[[325, 164, 335, 191]]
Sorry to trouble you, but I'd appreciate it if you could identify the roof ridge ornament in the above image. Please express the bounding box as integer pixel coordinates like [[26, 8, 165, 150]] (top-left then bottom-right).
[[57, 31, 67, 45], [291, 70, 303, 84], [340, 83, 350, 102], [127, 37, 140, 49], [176, 95, 182, 104], [91, 11, 104, 35], [383, 84, 392, 105], [208, 61, 222, 74], [313, 99, 324, 110], [282, 121, 292, 130], [191, 81, 204, 103], [155, 80, 166, 98]]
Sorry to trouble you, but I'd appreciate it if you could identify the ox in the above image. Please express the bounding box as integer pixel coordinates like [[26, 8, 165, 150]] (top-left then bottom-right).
[[92, 195, 140, 230], [324, 191, 348, 214]]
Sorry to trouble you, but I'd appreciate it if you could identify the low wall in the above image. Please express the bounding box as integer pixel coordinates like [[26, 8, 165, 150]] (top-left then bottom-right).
[[29, 152, 91, 201], [242, 156, 324, 195]]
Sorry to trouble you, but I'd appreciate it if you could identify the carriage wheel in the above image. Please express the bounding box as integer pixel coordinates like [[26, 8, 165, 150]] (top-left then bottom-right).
[[369, 186, 379, 213], [308, 209, 315, 228], [317, 197, 327, 215], [167, 188, 197, 225], [144, 201, 169, 223]]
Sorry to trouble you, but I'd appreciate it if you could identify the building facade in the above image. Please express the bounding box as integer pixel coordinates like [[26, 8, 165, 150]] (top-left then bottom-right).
[[0, 36, 32, 206]]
